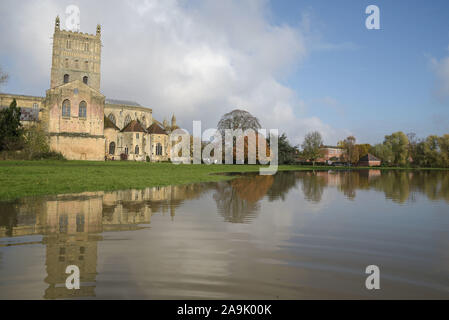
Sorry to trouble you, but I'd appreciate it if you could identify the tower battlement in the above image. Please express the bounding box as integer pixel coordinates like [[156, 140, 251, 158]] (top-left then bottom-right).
[[50, 16, 102, 91], [56, 29, 99, 38]]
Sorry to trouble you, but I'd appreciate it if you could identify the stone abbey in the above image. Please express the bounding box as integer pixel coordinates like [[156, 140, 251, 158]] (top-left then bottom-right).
[[0, 17, 176, 161]]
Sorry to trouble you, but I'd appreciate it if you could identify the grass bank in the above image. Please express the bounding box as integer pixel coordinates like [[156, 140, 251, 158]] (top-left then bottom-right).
[[0, 160, 447, 201]]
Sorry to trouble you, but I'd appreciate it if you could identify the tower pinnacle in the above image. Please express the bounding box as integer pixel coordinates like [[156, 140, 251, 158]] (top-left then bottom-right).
[[55, 16, 60, 31]]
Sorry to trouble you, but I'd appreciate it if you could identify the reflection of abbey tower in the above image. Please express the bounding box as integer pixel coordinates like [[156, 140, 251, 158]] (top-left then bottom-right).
[[44, 233, 99, 299], [42, 194, 103, 299]]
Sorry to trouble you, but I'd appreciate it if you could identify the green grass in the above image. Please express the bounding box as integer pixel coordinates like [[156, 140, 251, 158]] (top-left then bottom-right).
[[0, 160, 447, 201]]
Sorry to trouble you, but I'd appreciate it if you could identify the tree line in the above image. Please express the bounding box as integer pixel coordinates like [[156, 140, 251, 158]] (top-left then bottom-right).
[[301, 130, 449, 168], [215, 110, 449, 168]]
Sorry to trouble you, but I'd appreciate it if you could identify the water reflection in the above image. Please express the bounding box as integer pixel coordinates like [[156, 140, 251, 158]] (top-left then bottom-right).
[[0, 170, 448, 299], [0, 184, 208, 299], [214, 175, 274, 223]]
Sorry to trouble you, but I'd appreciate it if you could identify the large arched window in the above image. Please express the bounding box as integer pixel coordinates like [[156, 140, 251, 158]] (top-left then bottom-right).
[[156, 143, 163, 156], [109, 142, 116, 155], [124, 115, 132, 127], [62, 99, 71, 117], [83, 76, 88, 85], [135, 145, 139, 155], [79, 101, 87, 118], [63, 74, 70, 83], [108, 113, 116, 125]]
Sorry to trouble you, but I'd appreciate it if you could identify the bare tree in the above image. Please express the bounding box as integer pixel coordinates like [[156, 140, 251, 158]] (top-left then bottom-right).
[[217, 109, 261, 134], [0, 66, 8, 90]]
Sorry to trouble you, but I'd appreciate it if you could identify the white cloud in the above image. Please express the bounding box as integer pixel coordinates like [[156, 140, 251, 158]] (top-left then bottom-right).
[[0, 0, 343, 145], [431, 54, 449, 100]]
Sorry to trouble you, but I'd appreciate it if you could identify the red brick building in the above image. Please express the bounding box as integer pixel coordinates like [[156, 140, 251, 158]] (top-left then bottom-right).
[[318, 146, 346, 163], [358, 153, 381, 167]]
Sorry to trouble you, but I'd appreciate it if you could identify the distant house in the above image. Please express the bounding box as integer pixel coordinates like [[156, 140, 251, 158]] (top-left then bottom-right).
[[319, 146, 346, 163], [358, 153, 381, 167]]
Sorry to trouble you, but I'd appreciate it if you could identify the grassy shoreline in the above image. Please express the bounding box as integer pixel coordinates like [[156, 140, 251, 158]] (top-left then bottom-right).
[[0, 160, 448, 201]]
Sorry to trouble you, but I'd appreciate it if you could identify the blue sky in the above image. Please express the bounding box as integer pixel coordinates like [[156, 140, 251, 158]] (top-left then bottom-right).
[[0, 0, 448, 145], [269, 0, 449, 143]]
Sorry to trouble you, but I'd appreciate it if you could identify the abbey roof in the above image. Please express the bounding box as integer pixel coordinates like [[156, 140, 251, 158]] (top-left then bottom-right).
[[104, 116, 120, 130], [147, 123, 167, 135], [105, 99, 141, 107], [121, 120, 146, 133]]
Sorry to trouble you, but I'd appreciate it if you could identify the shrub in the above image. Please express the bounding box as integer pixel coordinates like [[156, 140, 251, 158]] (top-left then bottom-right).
[[23, 123, 50, 159], [120, 153, 128, 161], [31, 151, 66, 161], [0, 150, 26, 160], [146, 155, 150, 162]]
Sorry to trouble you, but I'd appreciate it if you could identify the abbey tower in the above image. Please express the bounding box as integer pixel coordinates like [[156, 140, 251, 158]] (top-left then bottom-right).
[[50, 16, 102, 91], [0, 16, 174, 162]]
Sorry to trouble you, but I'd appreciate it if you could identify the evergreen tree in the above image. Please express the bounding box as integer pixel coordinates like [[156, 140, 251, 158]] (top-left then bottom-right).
[[278, 133, 298, 165], [0, 99, 23, 151]]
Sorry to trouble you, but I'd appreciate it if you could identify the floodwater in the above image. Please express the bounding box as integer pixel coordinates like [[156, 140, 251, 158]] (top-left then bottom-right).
[[0, 170, 448, 299]]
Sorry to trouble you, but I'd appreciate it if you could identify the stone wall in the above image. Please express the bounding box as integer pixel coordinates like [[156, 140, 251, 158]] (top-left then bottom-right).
[[50, 134, 105, 161], [150, 134, 170, 162], [104, 127, 119, 158]]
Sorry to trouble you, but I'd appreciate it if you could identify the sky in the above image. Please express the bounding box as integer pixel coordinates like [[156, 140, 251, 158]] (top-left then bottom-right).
[[0, 0, 448, 146]]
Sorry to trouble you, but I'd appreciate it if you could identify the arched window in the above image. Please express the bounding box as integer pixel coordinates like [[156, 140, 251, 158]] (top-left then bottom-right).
[[79, 101, 87, 118], [124, 115, 132, 127], [62, 99, 71, 117], [83, 76, 88, 84], [125, 146, 129, 155], [156, 143, 163, 156], [63, 74, 69, 83], [109, 142, 116, 155], [135, 145, 139, 155], [108, 113, 116, 125]]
